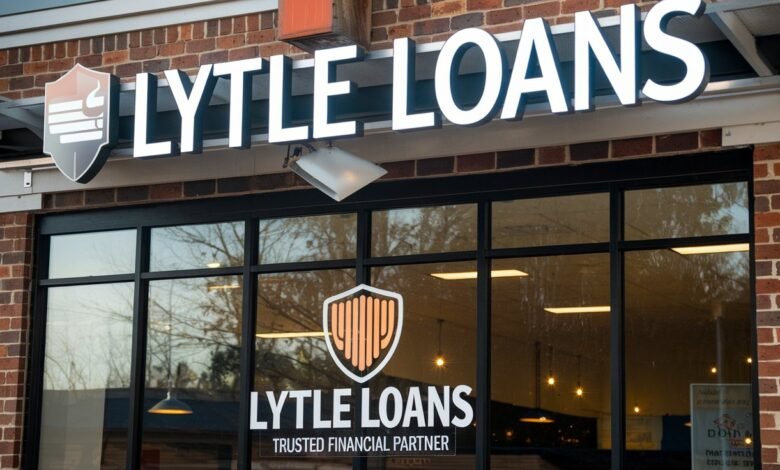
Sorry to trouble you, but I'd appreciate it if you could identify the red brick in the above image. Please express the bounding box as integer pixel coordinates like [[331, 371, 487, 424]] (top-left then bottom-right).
[[150, 183, 182, 200], [763, 446, 778, 463], [756, 213, 780, 228], [399, 4, 431, 21], [48, 58, 75, 72], [247, 29, 275, 44], [229, 46, 260, 61], [538, 146, 566, 165], [612, 137, 653, 158], [758, 279, 780, 295], [486, 7, 523, 25], [102, 50, 129, 65], [761, 378, 779, 394], [159, 43, 185, 57], [655, 132, 699, 153], [562, 0, 601, 14], [217, 34, 245, 50], [432, 1, 464, 16], [467, 0, 501, 9], [756, 163, 771, 180], [414, 18, 450, 35], [525, 1, 561, 18], [457, 152, 495, 172], [760, 344, 780, 361], [760, 295, 773, 310], [417, 157, 454, 176], [186, 38, 215, 53], [700, 129, 722, 148], [755, 144, 780, 161], [171, 55, 199, 70], [129, 46, 158, 61], [373, 11, 398, 26], [381, 161, 416, 179]]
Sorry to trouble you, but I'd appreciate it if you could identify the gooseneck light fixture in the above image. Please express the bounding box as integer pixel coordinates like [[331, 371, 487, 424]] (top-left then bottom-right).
[[284, 143, 387, 201], [575, 354, 584, 397], [546, 345, 556, 386], [149, 319, 192, 416]]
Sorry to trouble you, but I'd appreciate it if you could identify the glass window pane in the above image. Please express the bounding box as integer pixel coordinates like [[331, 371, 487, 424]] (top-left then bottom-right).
[[493, 193, 609, 248], [39, 283, 134, 469], [491, 254, 611, 468], [372, 205, 477, 257], [625, 183, 749, 240], [143, 276, 242, 468], [626, 250, 753, 468], [49, 230, 136, 278], [253, 269, 355, 465], [372, 261, 477, 469], [258, 213, 356, 264], [150, 222, 244, 271]]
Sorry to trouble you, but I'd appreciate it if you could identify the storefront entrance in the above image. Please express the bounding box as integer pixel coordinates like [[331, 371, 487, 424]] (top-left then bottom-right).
[[28, 150, 756, 469]]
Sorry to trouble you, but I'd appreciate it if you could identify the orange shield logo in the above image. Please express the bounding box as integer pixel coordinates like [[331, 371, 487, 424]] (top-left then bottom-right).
[[323, 285, 403, 383]]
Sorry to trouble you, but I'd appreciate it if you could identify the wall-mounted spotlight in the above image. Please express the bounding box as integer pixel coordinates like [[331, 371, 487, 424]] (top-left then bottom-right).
[[284, 143, 386, 201]]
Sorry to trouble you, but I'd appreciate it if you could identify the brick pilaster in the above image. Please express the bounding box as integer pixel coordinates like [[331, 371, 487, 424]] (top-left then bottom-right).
[[754, 143, 780, 468], [0, 213, 32, 468]]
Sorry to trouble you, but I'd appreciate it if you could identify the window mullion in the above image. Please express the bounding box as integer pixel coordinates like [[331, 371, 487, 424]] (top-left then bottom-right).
[[127, 226, 150, 470], [610, 186, 626, 470], [239, 217, 259, 470]]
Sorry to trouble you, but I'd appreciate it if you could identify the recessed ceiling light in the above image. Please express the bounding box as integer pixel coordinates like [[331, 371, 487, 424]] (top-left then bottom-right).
[[544, 306, 610, 314], [671, 243, 749, 255], [207, 261, 222, 268], [430, 269, 529, 280]]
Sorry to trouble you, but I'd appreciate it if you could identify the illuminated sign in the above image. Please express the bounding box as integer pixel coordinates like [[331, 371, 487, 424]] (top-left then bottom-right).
[[43, 0, 710, 184]]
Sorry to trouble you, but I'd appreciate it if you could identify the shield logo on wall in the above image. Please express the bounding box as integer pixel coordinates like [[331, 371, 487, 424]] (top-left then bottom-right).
[[323, 284, 404, 384], [43, 64, 119, 184]]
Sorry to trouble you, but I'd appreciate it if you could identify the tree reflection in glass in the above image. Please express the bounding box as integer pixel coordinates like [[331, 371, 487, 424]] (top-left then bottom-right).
[[258, 214, 356, 265], [372, 205, 477, 257], [151, 222, 244, 272], [39, 283, 134, 470], [142, 276, 242, 468], [625, 183, 748, 240]]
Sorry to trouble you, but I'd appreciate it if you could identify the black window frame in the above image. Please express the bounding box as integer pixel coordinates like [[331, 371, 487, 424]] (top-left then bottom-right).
[[25, 149, 759, 469]]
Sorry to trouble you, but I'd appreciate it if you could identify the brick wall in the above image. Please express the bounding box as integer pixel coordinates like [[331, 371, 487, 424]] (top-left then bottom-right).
[[37, 129, 721, 211], [0, 0, 661, 99], [0, 214, 32, 469], [754, 143, 780, 469]]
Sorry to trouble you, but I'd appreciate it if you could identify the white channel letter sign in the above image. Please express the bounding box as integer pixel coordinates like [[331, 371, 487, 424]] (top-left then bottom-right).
[[250, 285, 475, 458], [43, 0, 710, 185]]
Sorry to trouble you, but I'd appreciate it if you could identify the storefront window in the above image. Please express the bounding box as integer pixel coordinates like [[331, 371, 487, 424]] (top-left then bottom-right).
[[625, 183, 749, 240], [625, 250, 752, 469], [150, 222, 244, 271], [48, 229, 136, 278], [493, 193, 609, 248], [33, 162, 756, 470], [372, 261, 478, 469], [142, 276, 242, 468], [258, 214, 356, 264], [39, 283, 134, 469], [253, 269, 355, 466], [491, 254, 611, 468], [372, 205, 477, 257]]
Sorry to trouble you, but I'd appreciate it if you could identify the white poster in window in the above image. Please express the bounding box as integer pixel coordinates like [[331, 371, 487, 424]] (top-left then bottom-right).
[[691, 384, 753, 469]]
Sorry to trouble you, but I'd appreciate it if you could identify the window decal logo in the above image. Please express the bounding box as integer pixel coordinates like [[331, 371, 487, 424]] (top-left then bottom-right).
[[43, 64, 118, 183], [322, 284, 403, 384]]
